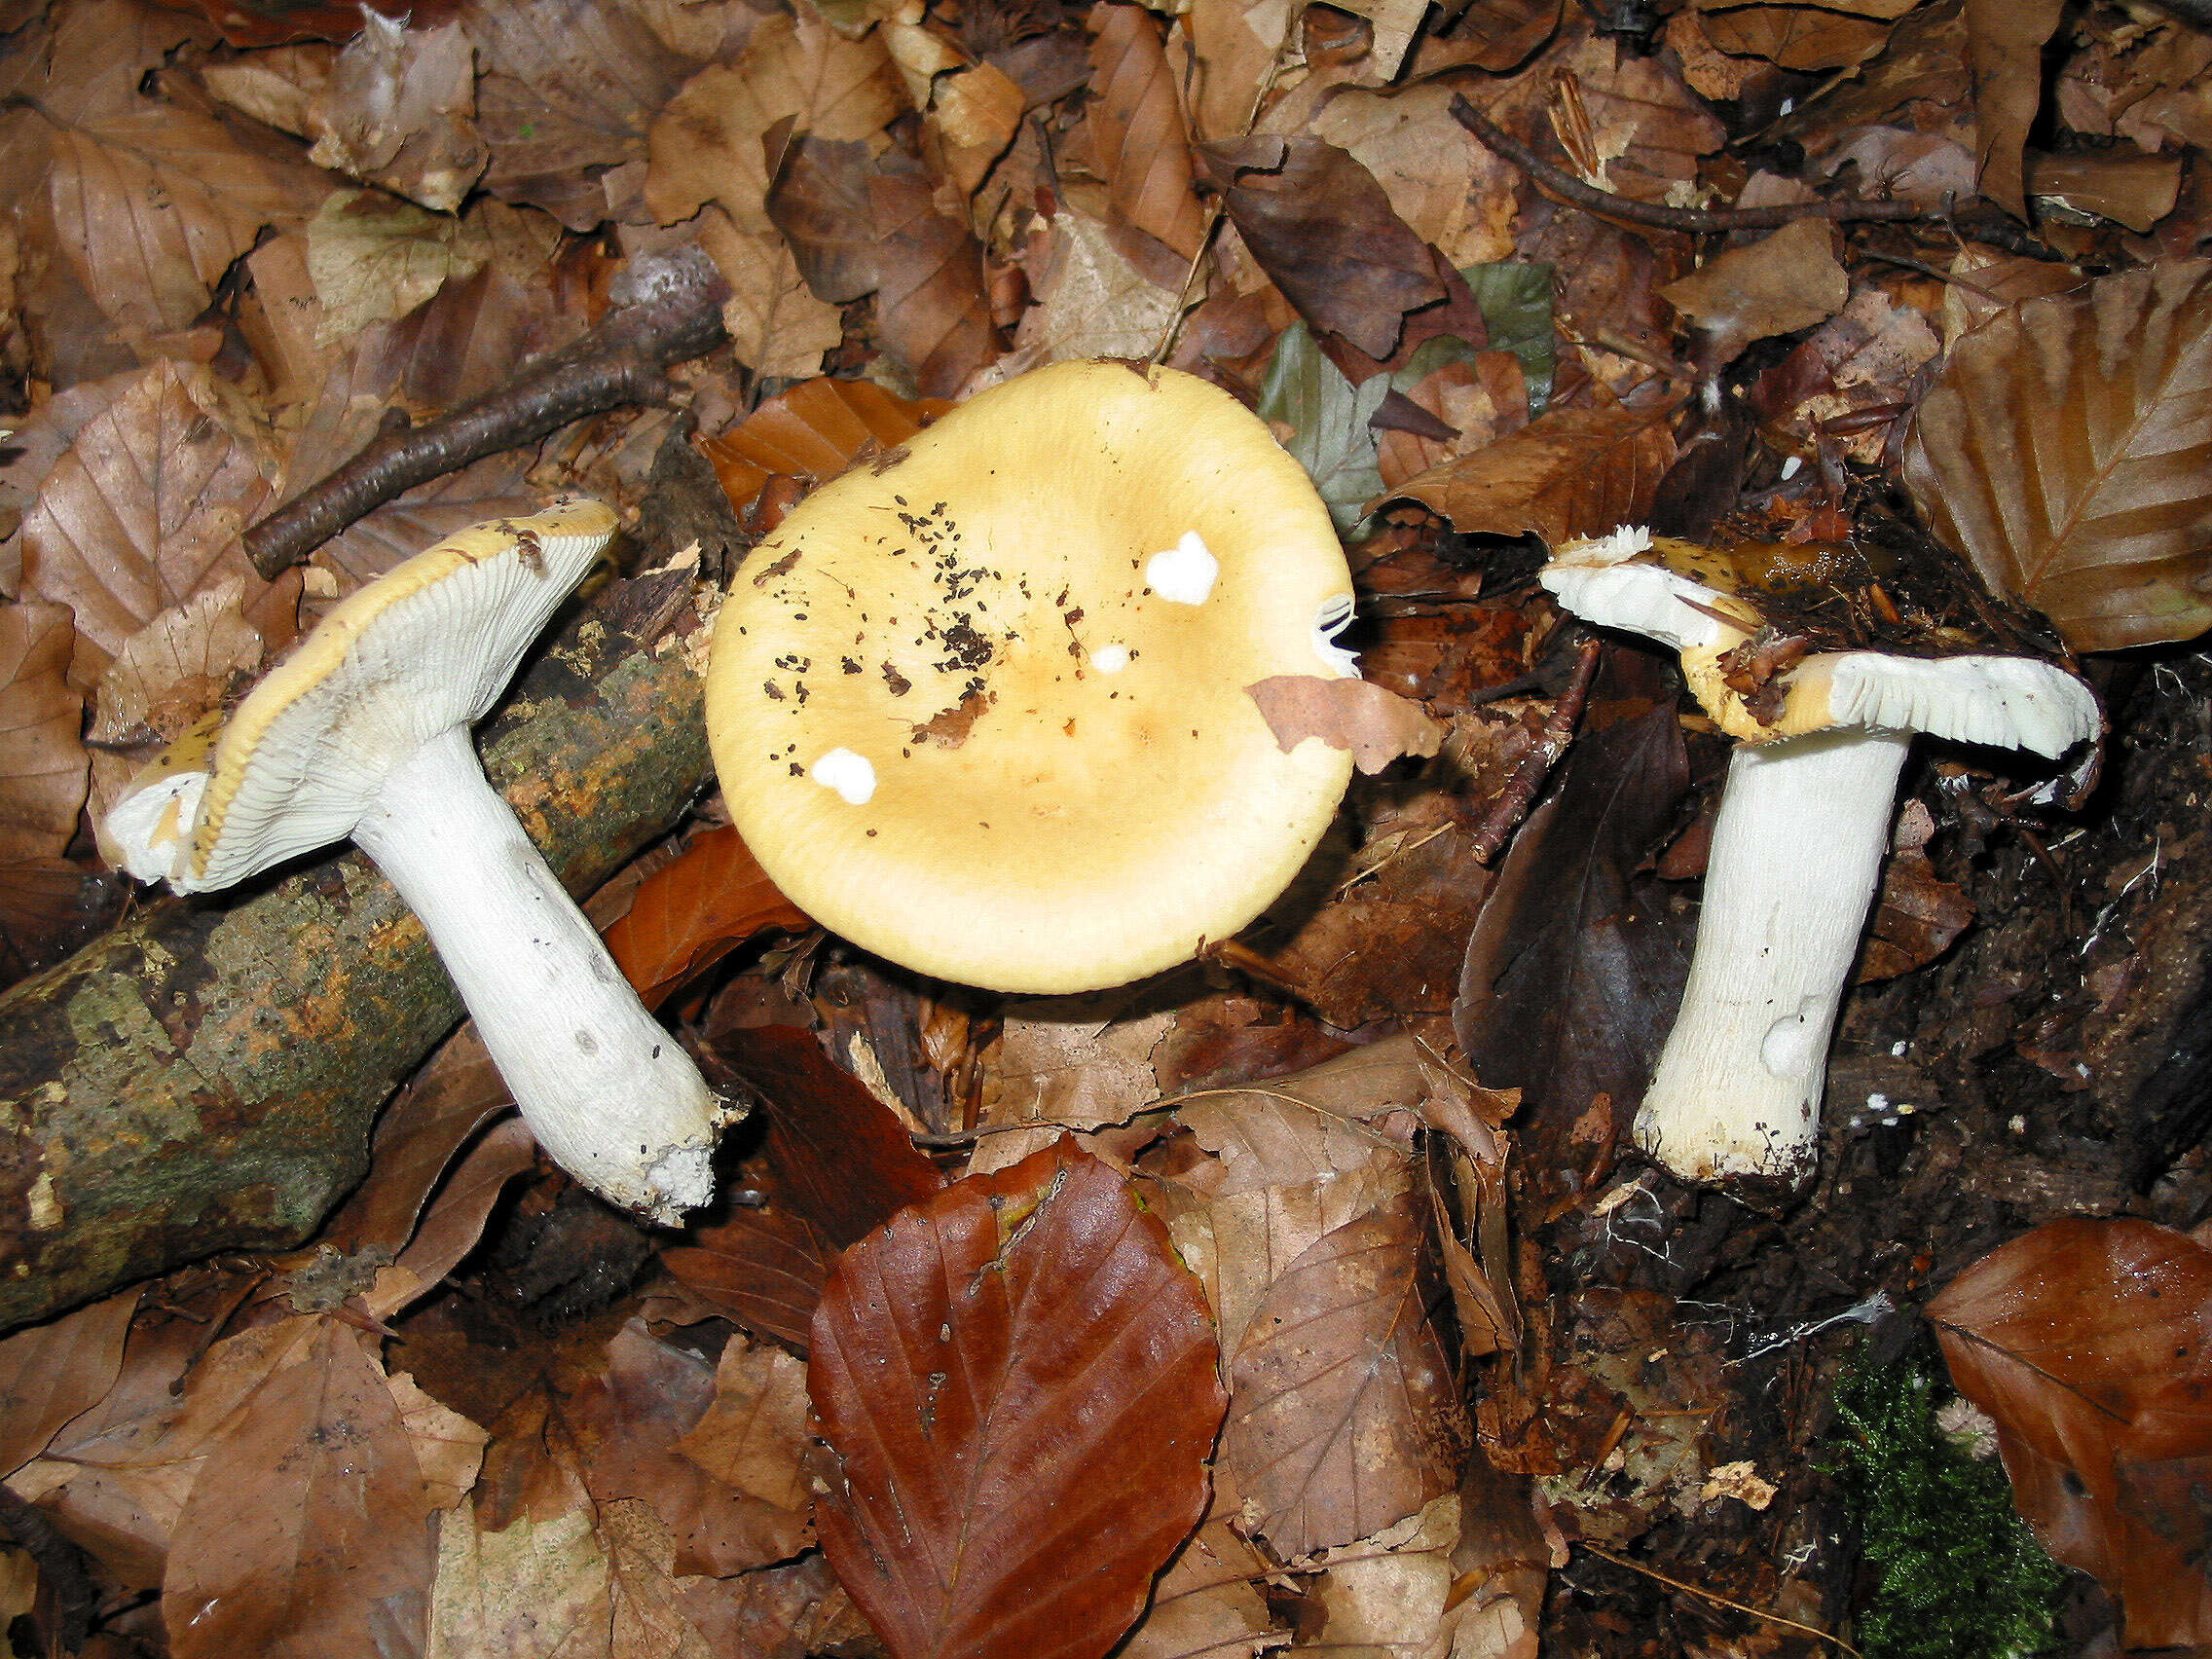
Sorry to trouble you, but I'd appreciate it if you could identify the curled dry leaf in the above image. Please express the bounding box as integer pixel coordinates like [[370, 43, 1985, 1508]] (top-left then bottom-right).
[[1224, 1192, 1465, 1560], [0, 601, 87, 864], [1657, 218, 1849, 365], [1697, 5, 1891, 71], [1963, 0, 2066, 220], [1931, 1217, 2212, 1647], [810, 1137, 1226, 1659], [1248, 674, 1444, 774], [0, 1287, 135, 1479], [306, 13, 487, 211], [1905, 258, 2212, 652], [1197, 135, 1446, 362], [1382, 403, 1678, 546], [20, 359, 294, 688], [671, 1339, 813, 1516], [601, 823, 811, 1009], [1084, 1, 1207, 261]]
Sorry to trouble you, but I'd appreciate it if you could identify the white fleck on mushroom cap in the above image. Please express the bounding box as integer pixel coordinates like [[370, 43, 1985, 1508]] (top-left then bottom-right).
[[706, 360, 1357, 994], [177, 498, 619, 893]]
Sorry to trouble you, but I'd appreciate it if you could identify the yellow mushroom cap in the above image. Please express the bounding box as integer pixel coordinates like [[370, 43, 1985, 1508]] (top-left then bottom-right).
[[706, 360, 1357, 994], [177, 498, 618, 892]]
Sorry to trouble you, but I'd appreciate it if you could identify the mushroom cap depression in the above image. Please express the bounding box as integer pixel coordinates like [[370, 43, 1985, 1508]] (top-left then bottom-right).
[[706, 360, 1358, 993], [174, 497, 617, 892]]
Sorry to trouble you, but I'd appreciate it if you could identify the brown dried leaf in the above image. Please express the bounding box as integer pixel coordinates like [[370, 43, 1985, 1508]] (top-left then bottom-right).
[[306, 187, 491, 346], [1964, 0, 2064, 220], [20, 360, 294, 688], [1903, 258, 2212, 652], [1384, 404, 1678, 545], [1248, 674, 1444, 774], [1658, 219, 1849, 363], [44, 102, 316, 340], [0, 1289, 135, 1478], [1696, 4, 1890, 70], [699, 375, 951, 514], [425, 1477, 609, 1655], [1010, 208, 1182, 366], [305, 14, 486, 211], [1931, 1218, 2212, 1647], [367, 1119, 542, 1321], [163, 1317, 439, 1659], [1858, 844, 1974, 981], [569, 1318, 812, 1576], [675, 1551, 876, 1659], [645, 16, 903, 240], [1224, 1193, 1464, 1560], [1197, 135, 1445, 361], [1304, 1493, 1463, 1655], [0, 602, 87, 865], [602, 824, 811, 1009], [811, 1138, 1226, 1659], [1313, 85, 1519, 269], [2024, 147, 2180, 234], [466, 0, 697, 230], [693, 204, 846, 382], [1554, 35, 1726, 200], [600, 1497, 718, 1657], [1086, 1, 1207, 261], [672, 1339, 811, 1516]]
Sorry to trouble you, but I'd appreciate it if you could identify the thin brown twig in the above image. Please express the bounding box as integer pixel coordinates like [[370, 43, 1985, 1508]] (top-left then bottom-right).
[[243, 243, 731, 578], [1469, 637, 1604, 864], [1577, 1542, 1862, 1656], [1448, 94, 1938, 235]]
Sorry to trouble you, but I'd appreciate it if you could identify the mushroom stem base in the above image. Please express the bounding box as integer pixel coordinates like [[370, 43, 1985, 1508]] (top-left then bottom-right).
[[353, 725, 723, 1222], [1634, 729, 1910, 1186]]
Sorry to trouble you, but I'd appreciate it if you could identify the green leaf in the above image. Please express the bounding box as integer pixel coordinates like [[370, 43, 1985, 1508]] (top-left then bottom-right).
[[1461, 262, 1555, 411], [1257, 322, 1388, 537]]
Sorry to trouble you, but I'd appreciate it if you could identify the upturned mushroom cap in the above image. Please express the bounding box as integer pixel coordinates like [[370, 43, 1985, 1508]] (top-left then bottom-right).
[[706, 360, 1358, 993], [176, 497, 617, 891]]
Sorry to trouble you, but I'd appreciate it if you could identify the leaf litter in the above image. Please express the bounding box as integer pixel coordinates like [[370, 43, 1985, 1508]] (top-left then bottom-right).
[[4, 0, 2212, 1650]]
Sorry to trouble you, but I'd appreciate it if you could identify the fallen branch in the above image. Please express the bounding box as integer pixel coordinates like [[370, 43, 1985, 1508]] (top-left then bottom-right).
[[0, 571, 713, 1332], [1470, 637, 1604, 864], [1450, 95, 1996, 239], [243, 242, 731, 579]]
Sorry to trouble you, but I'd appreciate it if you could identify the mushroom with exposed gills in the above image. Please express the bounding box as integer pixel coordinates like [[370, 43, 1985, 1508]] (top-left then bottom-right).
[[1542, 526, 2099, 1188], [706, 359, 1360, 994], [100, 498, 732, 1223]]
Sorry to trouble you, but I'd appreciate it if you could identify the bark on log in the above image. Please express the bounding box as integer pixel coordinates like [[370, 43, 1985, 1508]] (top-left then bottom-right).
[[0, 574, 712, 1331]]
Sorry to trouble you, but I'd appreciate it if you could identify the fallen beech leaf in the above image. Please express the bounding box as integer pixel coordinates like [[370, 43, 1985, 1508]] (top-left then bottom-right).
[[600, 1496, 720, 1654], [676, 1551, 876, 1659], [1696, 4, 1890, 71], [1657, 219, 1848, 364], [1224, 1193, 1464, 1559], [1197, 135, 1445, 361], [305, 13, 486, 211], [46, 103, 316, 338], [0, 602, 87, 865], [811, 1137, 1225, 1659], [693, 203, 845, 382], [425, 1483, 609, 1655], [1964, 0, 2066, 219], [1858, 844, 1974, 981], [163, 1317, 439, 1659], [467, 0, 697, 230], [20, 360, 294, 688], [1553, 35, 1726, 201], [1903, 259, 2212, 651], [645, 16, 903, 240], [1304, 1493, 1463, 1654], [1085, 1, 1207, 260], [305, 186, 491, 345], [982, 987, 1177, 1134], [1010, 208, 1183, 365], [672, 1339, 812, 1516], [1931, 1217, 2212, 1647], [570, 1318, 812, 1576], [1314, 85, 1516, 268], [1383, 403, 1678, 544], [699, 375, 950, 516], [1256, 321, 1388, 535], [602, 824, 811, 1008], [0, 1288, 135, 1478], [367, 1119, 542, 1320], [1248, 675, 1443, 774], [1114, 1471, 1275, 1658]]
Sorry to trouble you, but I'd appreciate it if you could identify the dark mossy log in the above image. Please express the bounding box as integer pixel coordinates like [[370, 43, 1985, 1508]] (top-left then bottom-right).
[[0, 573, 712, 1331]]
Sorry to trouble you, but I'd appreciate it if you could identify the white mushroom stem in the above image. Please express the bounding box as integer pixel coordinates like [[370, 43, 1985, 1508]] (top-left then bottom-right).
[[1635, 728, 1911, 1185], [351, 724, 721, 1223]]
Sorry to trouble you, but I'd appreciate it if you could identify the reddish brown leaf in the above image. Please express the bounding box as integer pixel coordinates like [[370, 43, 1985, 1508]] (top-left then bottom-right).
[[1963, 0, 2065, 220], [1656, 218, 1848, 364], [1903, 259, 2212, 652], [1223, 1192, 1464, 1560], [699, 376, 951, 517], [163, 1317, 438, 1659], [0, 1288, 136, 1477], [1858, 845, 1974, 982], [1197, 135, 1445, 361], [602, 824, 812, 1008], [1084, 2, 1207, 261], [1931, 1218, 2212, 1647], [1382, 403, 1679, 545], [665, 1024, 944, 1347], [810, 1137, 1226, 1659]]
